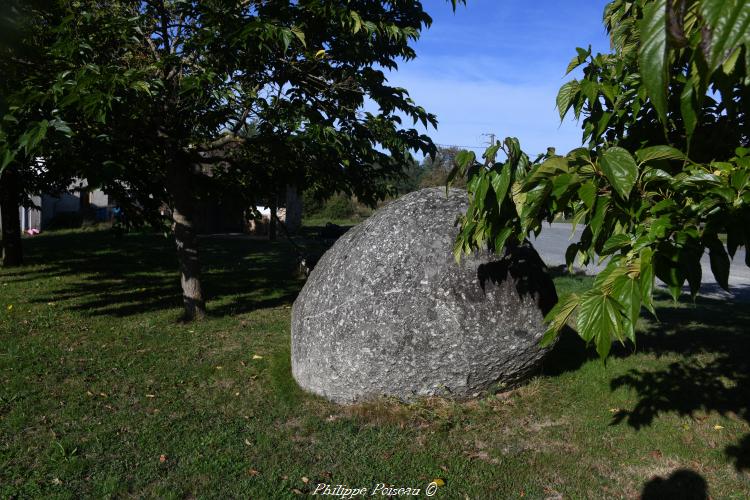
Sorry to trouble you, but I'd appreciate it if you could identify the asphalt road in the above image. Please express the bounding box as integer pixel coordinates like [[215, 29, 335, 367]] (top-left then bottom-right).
[[531, 223, 750, 302]]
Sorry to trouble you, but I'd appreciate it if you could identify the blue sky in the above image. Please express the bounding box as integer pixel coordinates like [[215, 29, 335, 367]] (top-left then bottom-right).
[[388, 0, 612, 158]]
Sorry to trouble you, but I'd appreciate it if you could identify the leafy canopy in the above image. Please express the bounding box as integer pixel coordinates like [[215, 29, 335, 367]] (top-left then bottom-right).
[[1, 0, 467, 218], [450, 0, 750, 358]]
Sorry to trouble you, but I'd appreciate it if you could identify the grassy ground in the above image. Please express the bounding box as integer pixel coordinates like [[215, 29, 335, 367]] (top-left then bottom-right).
[[1, 228, 749, 498]]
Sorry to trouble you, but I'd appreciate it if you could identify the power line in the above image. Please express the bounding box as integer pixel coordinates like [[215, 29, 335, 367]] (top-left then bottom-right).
[[434, 143, 486, 151]]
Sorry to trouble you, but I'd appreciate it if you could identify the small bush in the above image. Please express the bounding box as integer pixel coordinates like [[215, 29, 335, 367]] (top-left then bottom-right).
[[303, 191, 372, 221]]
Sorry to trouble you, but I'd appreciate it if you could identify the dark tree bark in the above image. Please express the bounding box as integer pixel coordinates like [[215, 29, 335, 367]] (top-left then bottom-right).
[[284, 185, 302, 234], [269, 194, 277, 241], [0, 165, 23, 267], [168, 163, 206, 320]]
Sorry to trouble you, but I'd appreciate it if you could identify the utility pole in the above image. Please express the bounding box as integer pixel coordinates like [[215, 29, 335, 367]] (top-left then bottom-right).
[[481, 133, 497, 163]]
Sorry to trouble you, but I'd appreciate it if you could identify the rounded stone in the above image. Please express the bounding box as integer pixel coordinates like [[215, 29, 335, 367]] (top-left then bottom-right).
[[291, 187, 558, 403]]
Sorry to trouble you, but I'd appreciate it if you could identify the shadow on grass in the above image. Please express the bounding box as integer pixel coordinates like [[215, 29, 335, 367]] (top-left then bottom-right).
[[609, 296, 750, 473], [542, 269, 750, 473], [11, 229, 306, 318], [641, 469, 708, 499]]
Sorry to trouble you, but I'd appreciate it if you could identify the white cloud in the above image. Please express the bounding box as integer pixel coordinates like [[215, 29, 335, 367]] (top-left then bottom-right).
[[387, 67, 584, 158]]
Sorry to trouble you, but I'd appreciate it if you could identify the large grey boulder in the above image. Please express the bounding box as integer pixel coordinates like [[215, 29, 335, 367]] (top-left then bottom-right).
[[291, 188, 557, 404]]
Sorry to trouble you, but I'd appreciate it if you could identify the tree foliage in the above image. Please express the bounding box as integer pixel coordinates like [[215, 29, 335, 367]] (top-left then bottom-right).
[[1, 0, 459, 318], [451, 0, 750, 358]]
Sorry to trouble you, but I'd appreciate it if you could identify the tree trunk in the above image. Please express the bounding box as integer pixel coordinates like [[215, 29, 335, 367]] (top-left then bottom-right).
[[169, 165, 206, 320], [269, 194, 277, 241], [284, 185, 302, 234], [0, 165, 23, 267]]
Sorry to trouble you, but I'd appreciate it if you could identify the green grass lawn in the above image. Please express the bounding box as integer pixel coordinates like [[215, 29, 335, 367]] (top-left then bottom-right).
[[1, 228, 749, 498]]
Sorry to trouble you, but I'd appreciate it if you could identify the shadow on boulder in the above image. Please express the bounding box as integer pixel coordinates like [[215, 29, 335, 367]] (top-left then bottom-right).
[[477, 242, 558, 316]]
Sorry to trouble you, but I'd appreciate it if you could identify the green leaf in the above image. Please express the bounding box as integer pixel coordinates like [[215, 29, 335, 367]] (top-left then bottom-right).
[[680, 247, 703, 299], [18, 120, 50, 156], [565, 243, 579, 268], [635, 145, 686, 164], [565, 46, 590, 75], [650, 199, 677, 215], [350, 11, 362, 34], [654, 248, 685, 301], [526, 156, 568, 186], [130, 81, 151, 95], [638, 0, 668, 125], [494, 227, 513, 252], [473, 174, 490, 213], [556, 80, 580, 121], [700, 0, 750, 73], [611, 274, 641, 344], [642, 167, 673, 184], [291, 26, 306, 47], [0, 148, 14, 172], [455, 150, 476, 170], [599, 146, 638, 200], [590, 195, 611, 243], [580, 79, 599, 104], [577, 182, 596, 210], [489, 166, 512, 209], [602, 234, 631, 255], [649, 215, 671, 239], [708, 240, 731, 291], [576, 288, 623, 359], [540, 293, 580, 347], [680, 73, 700, 140], [551, 172, 576, 198], [639, 248, 656, 315], [483, 143, 501, 163], [280, 28, 293, 51]]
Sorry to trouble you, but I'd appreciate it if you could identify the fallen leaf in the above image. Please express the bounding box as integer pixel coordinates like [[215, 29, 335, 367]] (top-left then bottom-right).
[[609, 408, 620, 413], [649, 450, 662, 459], [439, 465, 449, 472], [292, 488, 303, 495], [244, 439, 252, 446], [51, 477, 62, 485], [248, 469, 260, 476], [215, 366, 223, 370], [252, 355, 263, 360], [714, 424, 724, 430], [6, 304, 13, 311], [159, 454, 167, 463], [432, 478, 445, 487], [302, 477, 310, 484], [146, 394, 155, 398]]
